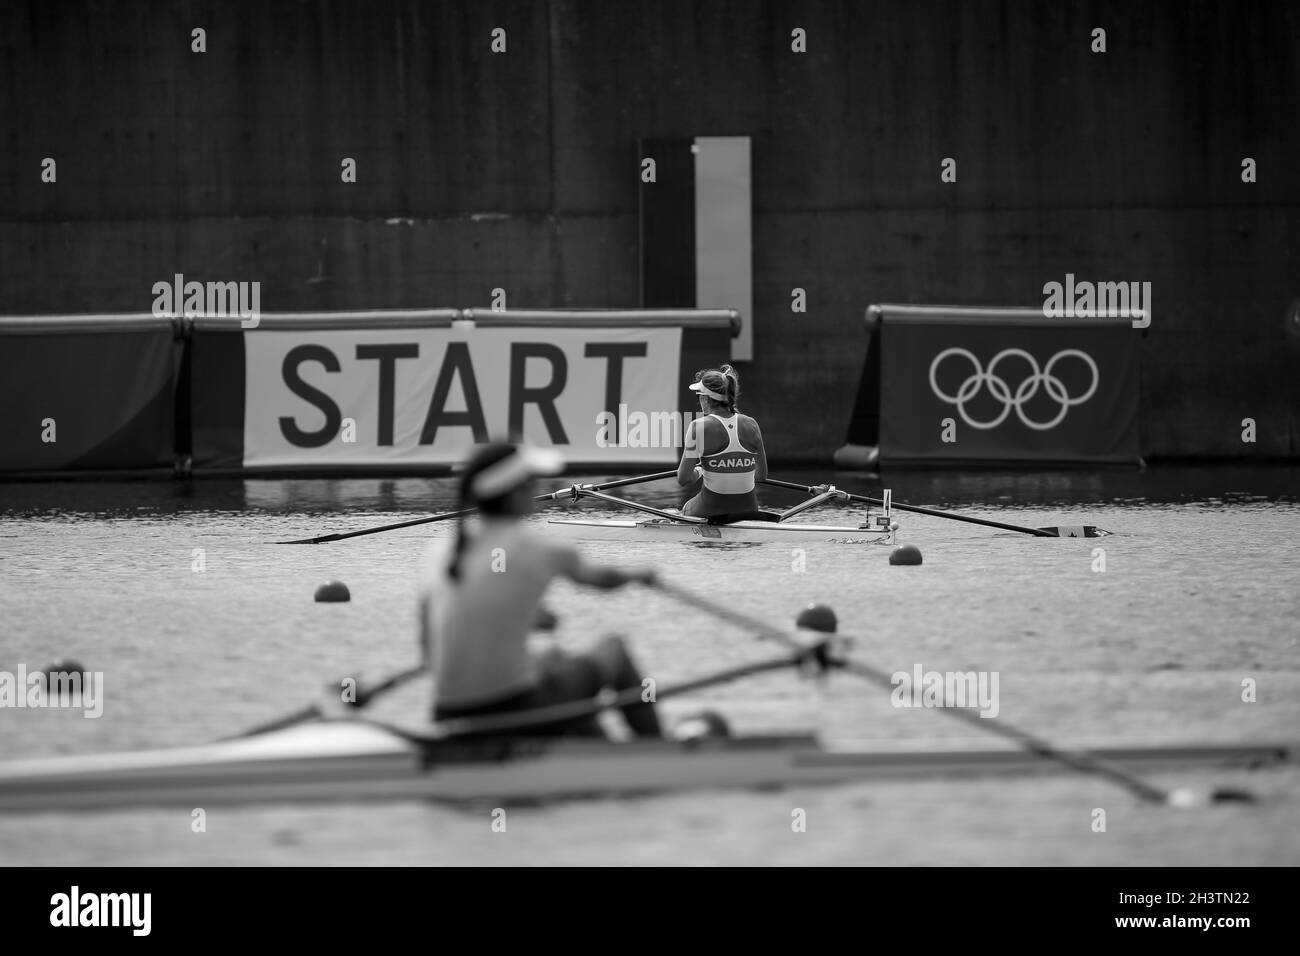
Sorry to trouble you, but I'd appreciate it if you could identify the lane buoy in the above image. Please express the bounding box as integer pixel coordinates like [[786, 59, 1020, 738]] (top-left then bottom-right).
[[35, 659, 88, 695], [795, 604, 838, 634], [314, 580, 351, 602], [889, 544, 923, 566]]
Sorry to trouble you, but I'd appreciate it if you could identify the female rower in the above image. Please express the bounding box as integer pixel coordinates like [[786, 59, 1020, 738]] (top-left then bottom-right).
[[418, 442, 662, 738], [677, 365, 770, 519]]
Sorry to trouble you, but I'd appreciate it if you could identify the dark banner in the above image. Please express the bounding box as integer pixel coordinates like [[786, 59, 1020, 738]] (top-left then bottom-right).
[[0, 315, 177, 475], [842, 305, 1142, 466]]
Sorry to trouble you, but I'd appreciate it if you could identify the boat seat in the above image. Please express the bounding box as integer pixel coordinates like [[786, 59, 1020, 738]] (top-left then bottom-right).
[[706, 510, 782, 525]]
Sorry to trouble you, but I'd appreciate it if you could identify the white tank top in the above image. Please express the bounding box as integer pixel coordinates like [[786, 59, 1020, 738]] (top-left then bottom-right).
[[699, 414, 758, 494], [421, 521, 563, 709]]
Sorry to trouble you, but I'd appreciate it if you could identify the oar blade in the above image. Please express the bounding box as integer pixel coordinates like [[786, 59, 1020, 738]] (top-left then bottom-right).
[[1037, 526, 1111, 538]]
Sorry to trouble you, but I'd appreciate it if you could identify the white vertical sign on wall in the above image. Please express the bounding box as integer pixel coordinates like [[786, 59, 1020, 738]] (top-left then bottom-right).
[[693, 137, 753, 361]]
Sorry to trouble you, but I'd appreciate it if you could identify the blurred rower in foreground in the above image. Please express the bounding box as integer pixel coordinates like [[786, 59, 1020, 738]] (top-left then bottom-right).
[[419, 442, 662, 738], [677, 364, 770, 519]]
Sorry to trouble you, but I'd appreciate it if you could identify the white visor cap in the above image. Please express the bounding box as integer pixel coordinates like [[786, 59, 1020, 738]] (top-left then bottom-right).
[[688, 380, 729, 402], [469, 444, 566, 499]]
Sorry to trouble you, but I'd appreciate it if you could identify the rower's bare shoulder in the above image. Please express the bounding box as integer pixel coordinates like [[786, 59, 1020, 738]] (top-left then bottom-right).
[[685, 415, 714, 452]]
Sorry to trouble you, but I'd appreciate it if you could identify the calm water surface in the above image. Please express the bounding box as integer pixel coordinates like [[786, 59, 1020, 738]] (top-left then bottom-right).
[[0, 466, 1297, 865]]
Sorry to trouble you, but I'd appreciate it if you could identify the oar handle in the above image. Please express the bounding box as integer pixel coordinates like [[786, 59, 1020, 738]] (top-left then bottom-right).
[[586, 470, 677, 492], [761, 478, 1056, 538]]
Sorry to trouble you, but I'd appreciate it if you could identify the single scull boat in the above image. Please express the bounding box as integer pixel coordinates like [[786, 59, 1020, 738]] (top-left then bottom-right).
[[0, 722, 1289, 811], [546, 482, 900, 544], [544, 480, 1110, 544]]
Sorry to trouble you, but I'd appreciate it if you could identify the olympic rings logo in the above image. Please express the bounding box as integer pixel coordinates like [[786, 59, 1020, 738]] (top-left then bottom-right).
[[928, 348, 1100, 431]]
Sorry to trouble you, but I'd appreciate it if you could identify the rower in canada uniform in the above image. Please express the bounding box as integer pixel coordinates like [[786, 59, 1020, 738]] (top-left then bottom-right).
[[677, 365, 771, 519]]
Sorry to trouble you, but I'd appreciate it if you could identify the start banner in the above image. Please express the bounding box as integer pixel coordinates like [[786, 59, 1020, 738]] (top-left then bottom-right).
[[189, 310, 737, 472], [837, 305, 1142, 466]]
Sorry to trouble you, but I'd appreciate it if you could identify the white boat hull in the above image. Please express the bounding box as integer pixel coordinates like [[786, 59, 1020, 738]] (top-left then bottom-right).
[[0, 722, 1291, 811], [547, 517, 893, 544]]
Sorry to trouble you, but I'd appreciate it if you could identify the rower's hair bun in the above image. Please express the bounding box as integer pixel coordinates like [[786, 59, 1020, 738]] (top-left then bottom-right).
[[719, 365, 740, 403], [693, 364, 741, 408]]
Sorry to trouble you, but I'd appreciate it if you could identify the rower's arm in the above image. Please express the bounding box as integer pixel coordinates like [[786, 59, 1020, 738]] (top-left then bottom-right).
[[752, 421, 769, 482], [677, 420, 702, 486], [554, 543, 656, 589]]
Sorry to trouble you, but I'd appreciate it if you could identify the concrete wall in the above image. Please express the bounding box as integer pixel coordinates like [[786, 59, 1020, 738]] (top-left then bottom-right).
[[2, 0, 1297, 460]]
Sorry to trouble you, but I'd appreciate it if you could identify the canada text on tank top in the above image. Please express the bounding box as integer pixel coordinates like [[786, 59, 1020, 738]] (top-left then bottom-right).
[[699, 414, 757, 494]]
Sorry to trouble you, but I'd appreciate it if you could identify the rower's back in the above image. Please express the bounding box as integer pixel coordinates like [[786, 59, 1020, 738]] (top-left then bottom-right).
[[684, 412, 767, 517], [679, 364, 769, 519], [422, 521, 562, 711]]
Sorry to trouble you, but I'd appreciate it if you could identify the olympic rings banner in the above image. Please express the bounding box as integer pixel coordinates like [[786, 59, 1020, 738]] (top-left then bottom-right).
[[864, 305, 1141, 465]]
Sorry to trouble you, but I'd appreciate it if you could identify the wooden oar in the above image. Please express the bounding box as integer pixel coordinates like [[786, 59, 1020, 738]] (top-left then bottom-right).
[[231, 664, 428, 739], [764, 477, 1106, 538], [277, 470, 676, 544], [652, 579, 1246, 806]]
